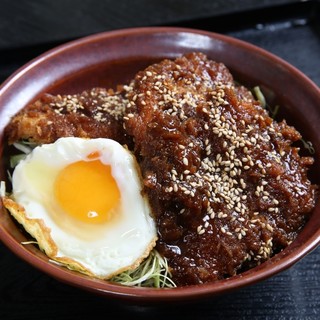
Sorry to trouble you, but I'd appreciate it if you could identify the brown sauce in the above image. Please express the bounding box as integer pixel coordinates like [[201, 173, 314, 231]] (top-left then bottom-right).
[[124, 52, 317, 286]]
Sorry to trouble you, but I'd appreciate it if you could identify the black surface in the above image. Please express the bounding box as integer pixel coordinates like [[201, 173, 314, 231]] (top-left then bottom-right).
[[0, 0, 320, 319], [0, 0, 301, 50]]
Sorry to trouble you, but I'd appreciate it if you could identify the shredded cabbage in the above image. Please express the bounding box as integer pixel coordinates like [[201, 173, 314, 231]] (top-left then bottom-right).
[[111, 249, 176, 288], [253, 86, 314, 154], [253, 86, 266, 108]]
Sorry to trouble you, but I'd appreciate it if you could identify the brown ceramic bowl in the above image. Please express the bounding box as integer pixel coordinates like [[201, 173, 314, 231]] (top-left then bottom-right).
[[0, 27, 319, 303]]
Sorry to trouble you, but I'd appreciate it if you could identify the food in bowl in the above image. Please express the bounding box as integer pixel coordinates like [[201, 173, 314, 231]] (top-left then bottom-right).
[[1, 52, 318, 287]]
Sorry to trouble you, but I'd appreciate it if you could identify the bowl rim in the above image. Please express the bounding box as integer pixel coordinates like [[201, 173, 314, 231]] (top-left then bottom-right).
[[0, 26, 320, 302]]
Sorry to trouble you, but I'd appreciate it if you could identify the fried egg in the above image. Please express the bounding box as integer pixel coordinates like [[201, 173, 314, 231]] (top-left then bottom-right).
[[3, 137, 157, 279]]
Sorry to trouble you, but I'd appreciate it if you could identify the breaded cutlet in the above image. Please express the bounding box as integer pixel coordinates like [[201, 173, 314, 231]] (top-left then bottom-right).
[[5, 87, 132, 147], [123, 52, 317, 286]]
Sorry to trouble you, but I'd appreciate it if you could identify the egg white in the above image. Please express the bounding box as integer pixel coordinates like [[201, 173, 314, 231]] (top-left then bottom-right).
[[3, 137, 157, 279]]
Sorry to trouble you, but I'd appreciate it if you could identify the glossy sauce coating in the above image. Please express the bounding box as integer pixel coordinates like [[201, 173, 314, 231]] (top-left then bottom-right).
[[5, 87, 132, 148], [124, 52, 317, 286]]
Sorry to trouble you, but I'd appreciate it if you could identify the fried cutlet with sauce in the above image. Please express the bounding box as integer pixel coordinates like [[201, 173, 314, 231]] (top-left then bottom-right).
[[124, 52, 317, 286], [5, 87, 132, 147]]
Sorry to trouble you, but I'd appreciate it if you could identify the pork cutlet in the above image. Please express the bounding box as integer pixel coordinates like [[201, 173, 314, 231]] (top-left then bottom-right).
[[124, 52, 317, 286]]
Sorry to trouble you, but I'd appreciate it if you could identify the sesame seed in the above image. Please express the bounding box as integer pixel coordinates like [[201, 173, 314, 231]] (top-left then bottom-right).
[[266, 224, 274, 232]]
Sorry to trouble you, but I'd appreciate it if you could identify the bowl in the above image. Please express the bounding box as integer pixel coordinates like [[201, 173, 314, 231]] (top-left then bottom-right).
[[0, 27, 319, 303]]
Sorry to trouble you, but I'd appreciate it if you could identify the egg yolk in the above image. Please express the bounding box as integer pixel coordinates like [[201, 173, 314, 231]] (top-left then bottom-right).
[[54, 159, 120, 224]]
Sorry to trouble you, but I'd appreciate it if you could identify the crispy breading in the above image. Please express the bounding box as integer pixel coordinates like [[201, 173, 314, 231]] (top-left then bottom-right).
[[5, 87, 132, 147], [124, 52, 317, 286]]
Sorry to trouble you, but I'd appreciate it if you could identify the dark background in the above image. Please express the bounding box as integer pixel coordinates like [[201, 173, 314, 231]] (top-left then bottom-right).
[[0, 0, 319, 319]]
